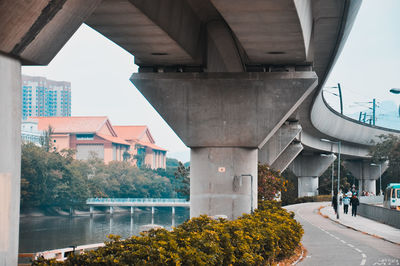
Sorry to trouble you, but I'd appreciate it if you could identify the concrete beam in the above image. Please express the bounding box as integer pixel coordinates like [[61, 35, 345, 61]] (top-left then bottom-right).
[[270, 142, 303, 172], [289, 153, 336, 197], [206, 21, 244, 72], [0, 0, 101, 65], [344, 160, 389, 195], [86, 0, 203, 65], [259, 122, 301, 166], [131, 72, 318, 147], [0, 54, 21, 265], [210, 0, 308, 64]]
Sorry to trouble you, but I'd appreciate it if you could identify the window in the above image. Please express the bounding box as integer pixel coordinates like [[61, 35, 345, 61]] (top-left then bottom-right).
[[397, 189, 400, 199], [76, 134, 94, 140]]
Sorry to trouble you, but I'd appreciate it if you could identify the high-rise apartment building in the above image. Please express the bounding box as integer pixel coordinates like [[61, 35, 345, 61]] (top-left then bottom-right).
[[22, 75, 71, 119]]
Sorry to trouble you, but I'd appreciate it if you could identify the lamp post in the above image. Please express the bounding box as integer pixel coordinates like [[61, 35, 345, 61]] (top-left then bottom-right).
[[321, 139, 341, 219], [370, 163, 382, 195]]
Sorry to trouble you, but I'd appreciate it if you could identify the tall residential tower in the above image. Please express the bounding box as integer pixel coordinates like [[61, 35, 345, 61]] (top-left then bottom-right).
[[22, 75, 71, 119]]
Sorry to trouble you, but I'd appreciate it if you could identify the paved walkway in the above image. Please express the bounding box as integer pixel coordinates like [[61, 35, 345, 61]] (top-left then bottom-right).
[[319, 202, 400, 245]]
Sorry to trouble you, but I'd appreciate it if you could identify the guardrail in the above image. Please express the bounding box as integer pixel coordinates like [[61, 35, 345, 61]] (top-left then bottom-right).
[[87, 198, 189, 204], [358, 203, 400, 229]]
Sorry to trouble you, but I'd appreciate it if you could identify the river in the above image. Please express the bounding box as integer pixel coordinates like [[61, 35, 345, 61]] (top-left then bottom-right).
[[19, 207, 190, 253]]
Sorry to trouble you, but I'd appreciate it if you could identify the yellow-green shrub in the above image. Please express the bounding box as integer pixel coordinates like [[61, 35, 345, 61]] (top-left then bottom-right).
[[34, 201, 303, 266]]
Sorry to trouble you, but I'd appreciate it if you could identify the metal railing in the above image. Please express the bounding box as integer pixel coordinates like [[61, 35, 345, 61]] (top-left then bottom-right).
[[86, 198, 189, 204]]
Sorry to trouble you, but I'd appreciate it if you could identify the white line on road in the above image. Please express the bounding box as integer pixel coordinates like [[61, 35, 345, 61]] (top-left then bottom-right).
[[341, 240, 346, 244], [356, 248, 363, 253], [348, 244, 354, 248], [362, 254, 366, 258], [361, 258, 366, 265]]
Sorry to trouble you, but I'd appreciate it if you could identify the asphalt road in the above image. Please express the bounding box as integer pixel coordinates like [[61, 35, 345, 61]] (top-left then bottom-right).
[[285, 203, 400, 266]]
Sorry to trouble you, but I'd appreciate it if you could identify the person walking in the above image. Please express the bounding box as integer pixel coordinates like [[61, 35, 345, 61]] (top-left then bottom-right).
[[332, 194, 338, 215], [350, 195, 359, 217], [343, 194, 350, 214]]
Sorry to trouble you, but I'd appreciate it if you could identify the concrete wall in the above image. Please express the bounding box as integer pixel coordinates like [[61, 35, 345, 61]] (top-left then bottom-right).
[[358, 203, 400, 229]]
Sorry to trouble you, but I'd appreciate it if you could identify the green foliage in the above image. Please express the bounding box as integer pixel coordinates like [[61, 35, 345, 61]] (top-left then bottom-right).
[[21, 144, 185, 210], [369, 134, 400, 189], [174, 162, 190, 200], [34, 201, 303, 266]]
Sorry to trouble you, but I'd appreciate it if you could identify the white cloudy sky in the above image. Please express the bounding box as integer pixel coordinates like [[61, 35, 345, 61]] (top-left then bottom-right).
[[22, 0, 400, 162]]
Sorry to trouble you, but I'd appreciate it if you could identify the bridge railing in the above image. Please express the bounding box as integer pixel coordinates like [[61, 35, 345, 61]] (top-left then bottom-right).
[[86, 198, 189, 204]]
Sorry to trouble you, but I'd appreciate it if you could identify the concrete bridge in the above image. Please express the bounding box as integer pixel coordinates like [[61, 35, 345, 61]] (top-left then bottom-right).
[[1, 0, 399, 264]]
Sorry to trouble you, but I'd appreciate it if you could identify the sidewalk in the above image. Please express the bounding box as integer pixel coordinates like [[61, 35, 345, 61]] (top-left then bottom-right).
[[319, 203, 400, 245]]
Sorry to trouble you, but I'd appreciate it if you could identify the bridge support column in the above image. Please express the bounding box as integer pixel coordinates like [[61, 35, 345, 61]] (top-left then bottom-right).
[[90, 206, 94, 217], [130, 206, 134, 216], [132, 72, 317, 219], [191, 147, 257, 220], [109, 206, 113, 215], [344, 160, 388, 195], [171, 206, 175, 216], [289, 153, 336, 197], [0, 54, 21, 266], [151, 207, 155, 215]]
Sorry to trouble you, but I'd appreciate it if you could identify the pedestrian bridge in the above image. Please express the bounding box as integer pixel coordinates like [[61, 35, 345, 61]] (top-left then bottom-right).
[[86, 198, 190, 207]]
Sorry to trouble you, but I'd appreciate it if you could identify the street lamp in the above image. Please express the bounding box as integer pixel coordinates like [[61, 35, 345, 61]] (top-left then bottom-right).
[[370, 163, 382, 195], [389, 88, 400, 94], [321, 138, 341, 219]]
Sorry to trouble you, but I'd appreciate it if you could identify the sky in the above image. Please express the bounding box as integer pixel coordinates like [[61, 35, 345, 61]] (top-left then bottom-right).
[[22, 1, 400, 162], [325, 0, 400, 120]]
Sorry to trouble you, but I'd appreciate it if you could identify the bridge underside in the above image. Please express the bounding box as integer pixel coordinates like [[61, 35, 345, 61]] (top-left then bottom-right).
[[0, 0, 363, 264]]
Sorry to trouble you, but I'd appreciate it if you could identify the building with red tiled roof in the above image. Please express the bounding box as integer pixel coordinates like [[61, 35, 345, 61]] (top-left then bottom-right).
[[32, 117, 167, 168], [33, 116, 130, 163], [114, 126, 167, 169]]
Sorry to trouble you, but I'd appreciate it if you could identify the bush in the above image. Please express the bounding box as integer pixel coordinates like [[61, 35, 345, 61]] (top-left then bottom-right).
[[34, 201, 303, 266]]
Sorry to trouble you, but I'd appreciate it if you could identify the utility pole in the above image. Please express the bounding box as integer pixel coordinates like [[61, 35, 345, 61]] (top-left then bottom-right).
[[337, 83, 343, 115], [372, 98, 376, 125]]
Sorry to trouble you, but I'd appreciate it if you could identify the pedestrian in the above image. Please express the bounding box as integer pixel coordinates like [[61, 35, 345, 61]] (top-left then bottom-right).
[[343, 195, 350, 214], [332, 194, 338, 214], [350, 195, 359, 217]]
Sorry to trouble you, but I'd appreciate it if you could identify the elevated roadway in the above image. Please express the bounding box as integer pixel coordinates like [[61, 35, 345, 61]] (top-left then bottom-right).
[[0, 1, 398, 264]]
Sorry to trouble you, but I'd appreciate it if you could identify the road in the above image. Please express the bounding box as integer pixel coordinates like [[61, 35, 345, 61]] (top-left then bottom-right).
[[285, 203, 400, 266]]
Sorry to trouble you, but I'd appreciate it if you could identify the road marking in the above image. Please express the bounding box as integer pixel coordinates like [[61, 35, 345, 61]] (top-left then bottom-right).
[[361, 257, 366, 265], [295, 205, 368, 266]]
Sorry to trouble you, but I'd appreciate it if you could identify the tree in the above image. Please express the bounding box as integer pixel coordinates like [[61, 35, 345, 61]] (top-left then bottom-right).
[[40, 125, 54, 152], [174, 162, 190, 200], [369, 134, 400, 189], [257, 163, 287, 201]]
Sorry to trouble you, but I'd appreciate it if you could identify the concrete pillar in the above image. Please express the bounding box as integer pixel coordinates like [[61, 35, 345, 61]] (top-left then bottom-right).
[[151, 206, 155, 214], [109, 206, 113, 215], [270, 142, 303, 172], [171, 206, 175, 215], [259, 122, 302, 166], [0, 54, 21, 266], [190, 147, 257, 220], [344, 160, 388, 195], [132, 71, 318, 219], [90, 206, 94, 217], [130, 206, 134, 216], [289, 153, 336, 197]]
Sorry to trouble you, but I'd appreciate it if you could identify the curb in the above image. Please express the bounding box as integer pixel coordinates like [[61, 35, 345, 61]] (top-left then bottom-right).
[[318, 205, 400, 246], [291, 244, 305, 265]]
